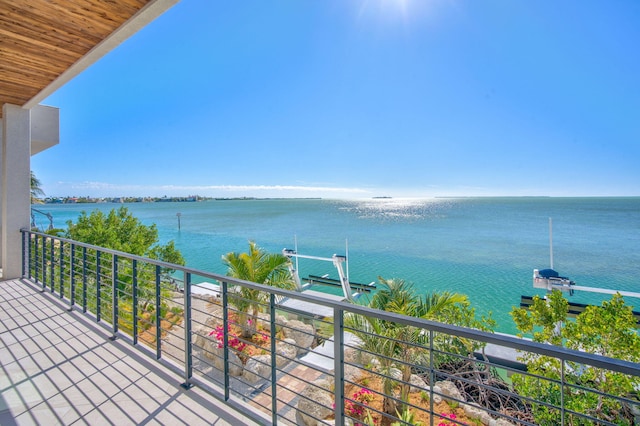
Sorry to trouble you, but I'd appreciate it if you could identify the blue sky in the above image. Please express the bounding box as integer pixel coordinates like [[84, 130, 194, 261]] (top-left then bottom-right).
[[34, 0, 640, 199]]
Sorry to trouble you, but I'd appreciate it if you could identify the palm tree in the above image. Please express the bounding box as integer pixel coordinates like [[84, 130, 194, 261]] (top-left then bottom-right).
[[30, 171, 45, 204], [222, 241, 296, 338], [345, 277, 468, 418]]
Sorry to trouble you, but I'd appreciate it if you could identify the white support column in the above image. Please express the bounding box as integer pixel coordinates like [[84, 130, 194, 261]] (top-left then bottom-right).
[[1, 104, 31, 279]]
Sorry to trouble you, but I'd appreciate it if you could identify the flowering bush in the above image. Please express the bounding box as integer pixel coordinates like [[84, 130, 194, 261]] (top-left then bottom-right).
[[345, 387, 375, 425], [209, 324, 247, 353], [438, 413, 465, 426]]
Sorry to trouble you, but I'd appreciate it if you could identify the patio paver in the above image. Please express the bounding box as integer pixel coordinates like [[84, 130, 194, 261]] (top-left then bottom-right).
[[0, 278, 262, 426]]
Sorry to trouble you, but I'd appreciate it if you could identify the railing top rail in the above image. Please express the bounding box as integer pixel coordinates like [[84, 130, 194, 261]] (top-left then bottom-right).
[[22, 228, 640, 377]]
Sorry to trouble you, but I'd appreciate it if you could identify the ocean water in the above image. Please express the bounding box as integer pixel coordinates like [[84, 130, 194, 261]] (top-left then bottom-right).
[[34, 197, 640, 334]]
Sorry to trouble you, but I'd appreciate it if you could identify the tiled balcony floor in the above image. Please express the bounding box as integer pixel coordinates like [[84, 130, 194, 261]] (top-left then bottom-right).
[[0, 278, 261, 426]]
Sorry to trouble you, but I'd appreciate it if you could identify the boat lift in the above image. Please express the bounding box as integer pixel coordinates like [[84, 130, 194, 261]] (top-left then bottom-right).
[[533, 268, 640, 300], [282, 249, 355, 302], [532, 218, 640, 299], [524, 218, 640, 325]]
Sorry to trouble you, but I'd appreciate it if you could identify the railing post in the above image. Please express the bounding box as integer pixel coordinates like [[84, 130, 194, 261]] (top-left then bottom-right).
[[561, 358, 565, 425], [96, 250, 101, 322], [82, 246, 87, 313], [49, 237, 54, 293], [21, 230, 26, 278], [34, 234, 40, 288], [181, 271, 193, 389], [222, 280, 230, 401], [270, 293, 278, 425], [132, 259, 138, 345], [58, 240, 64, 298], [69, 243, 75, 311], [111, 254, 119, 340], [155, 265, 162, 359], [41, 234, 46, 288], [333, 306, 345, 426], [430, 329, 435, 426], [25, 231, 31, 280]]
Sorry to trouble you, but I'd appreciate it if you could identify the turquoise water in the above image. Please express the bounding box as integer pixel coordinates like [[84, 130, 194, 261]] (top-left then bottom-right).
[[34, 197, 640, 333]]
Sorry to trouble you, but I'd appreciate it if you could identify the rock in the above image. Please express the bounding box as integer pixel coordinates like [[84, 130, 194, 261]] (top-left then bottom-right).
[[297, 379, 334, 426], [256, 312, 271, 330], [204, 316, 220, 329], [275, 338, 297, 367], [384, 369, 425, 393], [417, 384, 444, 404], [243, 354, 272, 383], [368, 357, 380, 370], [409, 374, 427, 393], [275, 314, 288, 330], [344, 365, 365, 382], [389, 368, 402, 381], [199, 337, 243, 377], [283, 320, 315, 353], [344, 346, 376, 367], [435, 380, 465, 403], [432, 385, 442, 404], [489, 419, 516, 426], [463, 403, 492, 425], [192, 326, 210, 348]]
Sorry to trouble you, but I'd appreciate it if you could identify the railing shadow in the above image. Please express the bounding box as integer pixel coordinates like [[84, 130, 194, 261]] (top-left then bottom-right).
[[20, 229, 640, 426]]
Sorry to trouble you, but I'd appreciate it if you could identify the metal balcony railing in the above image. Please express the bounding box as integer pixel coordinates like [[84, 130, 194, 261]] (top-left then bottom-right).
[[20, 229, 640, 425]]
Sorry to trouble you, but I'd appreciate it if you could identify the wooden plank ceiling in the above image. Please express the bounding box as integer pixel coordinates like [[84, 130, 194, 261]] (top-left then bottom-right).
[[0, 0, 151, 119]]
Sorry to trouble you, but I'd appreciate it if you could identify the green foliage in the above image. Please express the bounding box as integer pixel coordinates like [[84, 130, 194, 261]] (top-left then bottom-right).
[[510, 290, 640, 425], [45, 228, 66, 237], [30, 171, 45, 204], [62, 207, 185, 339], [222, 241, 296, 338], [391, 408, 424, 426], [67, 207, 160, 257], [346, 277, 494, 417], [511, 289, 567, 346], [65, 206, 185, 287]]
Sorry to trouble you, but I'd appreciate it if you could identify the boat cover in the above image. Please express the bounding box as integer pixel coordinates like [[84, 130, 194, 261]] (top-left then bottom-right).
[[538, 268, 560, 278]]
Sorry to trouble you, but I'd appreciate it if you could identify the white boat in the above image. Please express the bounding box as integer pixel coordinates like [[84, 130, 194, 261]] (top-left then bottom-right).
[[533, 268, 575, 294], [532, 218, 575, 294]]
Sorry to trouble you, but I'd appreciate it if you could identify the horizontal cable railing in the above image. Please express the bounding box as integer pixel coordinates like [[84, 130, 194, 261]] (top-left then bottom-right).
[[20, 229, 640, 426]]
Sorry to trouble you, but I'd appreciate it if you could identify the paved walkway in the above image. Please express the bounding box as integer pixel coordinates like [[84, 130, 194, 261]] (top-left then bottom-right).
[[0, 278, 262, 426]]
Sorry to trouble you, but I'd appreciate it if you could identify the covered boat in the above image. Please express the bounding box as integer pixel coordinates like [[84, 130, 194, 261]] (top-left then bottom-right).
[[533, 268, 575, 294]]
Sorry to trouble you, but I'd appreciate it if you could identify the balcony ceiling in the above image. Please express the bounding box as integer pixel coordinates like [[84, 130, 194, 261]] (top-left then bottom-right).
[[0, 0, 176, 119]]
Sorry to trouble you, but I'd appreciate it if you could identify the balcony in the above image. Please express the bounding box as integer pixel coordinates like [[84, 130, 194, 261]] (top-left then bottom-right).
[[2, 229, 639, 425], [0, 277, 258, 425]]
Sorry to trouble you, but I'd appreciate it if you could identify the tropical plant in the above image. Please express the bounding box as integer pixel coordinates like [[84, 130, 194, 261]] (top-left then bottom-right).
[[66, 207, 185, 310], [345, 277, 492, 418], [30, 171, 45, 203], [511, 290, 640, 425], [222, 241, 296, 338], [391, 408, 425, 426]]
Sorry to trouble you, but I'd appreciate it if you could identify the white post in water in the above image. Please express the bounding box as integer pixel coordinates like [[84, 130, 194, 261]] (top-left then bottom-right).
[[294, 235, 299, 275], [345, 239, 349, 284], [549, 217, 554, 270]]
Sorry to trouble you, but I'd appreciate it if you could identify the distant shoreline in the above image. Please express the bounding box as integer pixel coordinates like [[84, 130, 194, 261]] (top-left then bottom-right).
[[36, 195, 639, 205], [39, 196, 323, 204]]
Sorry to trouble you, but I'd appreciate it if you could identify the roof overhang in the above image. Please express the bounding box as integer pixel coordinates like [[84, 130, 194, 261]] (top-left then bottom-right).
[[0, 0, 179, 120]]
